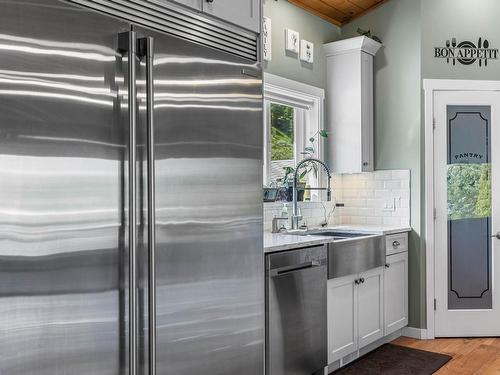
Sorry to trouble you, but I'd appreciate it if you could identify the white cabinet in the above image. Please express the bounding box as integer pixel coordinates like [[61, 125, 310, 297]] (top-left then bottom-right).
[[328, 267, 384, 364], [203, 0, 261, 33], [328, 274, 358, 363], [358, 267, 384, 348], [166, 0, 261, 33], [169, 0, 202, 11], [324, 36, 381, 174], [386, 233, 408, 256], [384, 252, 408, 335]]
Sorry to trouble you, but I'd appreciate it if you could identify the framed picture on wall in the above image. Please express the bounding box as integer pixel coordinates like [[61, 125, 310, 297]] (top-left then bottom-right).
[[285, 29, 299, 54]]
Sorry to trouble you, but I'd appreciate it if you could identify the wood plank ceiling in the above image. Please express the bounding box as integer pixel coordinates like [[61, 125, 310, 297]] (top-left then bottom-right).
[[288, 0, 389, 26]]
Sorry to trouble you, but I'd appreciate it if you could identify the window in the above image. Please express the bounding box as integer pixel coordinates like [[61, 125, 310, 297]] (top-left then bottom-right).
[[263, 74, 325, 201], [269, 103, 296, 184]]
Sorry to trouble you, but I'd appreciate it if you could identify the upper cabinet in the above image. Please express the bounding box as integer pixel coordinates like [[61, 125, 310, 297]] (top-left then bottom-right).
[[324, 36, 381, 174], [167, 0, 261, 33], [202, 0, 261, 33], [169, 0, 202, 11]]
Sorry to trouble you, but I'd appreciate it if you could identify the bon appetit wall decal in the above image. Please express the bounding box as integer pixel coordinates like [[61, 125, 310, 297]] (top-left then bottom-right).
[[434, 37, 499, 67]]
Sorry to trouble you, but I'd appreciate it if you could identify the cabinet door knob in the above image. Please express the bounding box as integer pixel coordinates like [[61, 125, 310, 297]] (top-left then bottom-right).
[[355, 279, 360, 285], [206, 0, 214, 2], [385, 263, 390, 268], [360, 278, 365, 284], [363, 162, 369, 166], [393, 240, 401, 247]]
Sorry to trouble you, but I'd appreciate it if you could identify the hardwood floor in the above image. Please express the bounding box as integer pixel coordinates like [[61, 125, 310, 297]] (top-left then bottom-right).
[[393, 336, 500, 374]]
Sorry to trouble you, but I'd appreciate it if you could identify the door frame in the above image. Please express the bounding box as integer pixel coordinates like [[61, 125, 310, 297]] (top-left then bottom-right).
[[424, 79, 500, 339]]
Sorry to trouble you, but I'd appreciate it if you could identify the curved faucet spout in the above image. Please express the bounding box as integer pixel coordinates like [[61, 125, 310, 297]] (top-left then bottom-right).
[[291, 158, 332, 230]]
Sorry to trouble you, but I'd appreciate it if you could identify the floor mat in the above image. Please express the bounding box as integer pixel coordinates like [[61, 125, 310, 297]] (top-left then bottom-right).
[[332, 343, 452, 374]]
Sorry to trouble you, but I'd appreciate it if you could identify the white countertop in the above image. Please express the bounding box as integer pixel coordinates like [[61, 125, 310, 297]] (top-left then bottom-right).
[[264, 225, 411, 254]]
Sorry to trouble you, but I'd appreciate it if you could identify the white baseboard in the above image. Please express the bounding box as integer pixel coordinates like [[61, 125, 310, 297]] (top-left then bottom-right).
[[327, 329, 405, 373], [402, 327, 428, 339]]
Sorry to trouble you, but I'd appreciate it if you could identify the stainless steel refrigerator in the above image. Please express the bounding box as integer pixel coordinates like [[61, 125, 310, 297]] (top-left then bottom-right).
[[0, 1, 264, 374]]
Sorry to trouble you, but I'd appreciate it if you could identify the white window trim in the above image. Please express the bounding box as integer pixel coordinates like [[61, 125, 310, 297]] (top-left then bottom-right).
[[263, 73, 325, 197], [423, 79, 500, 340]]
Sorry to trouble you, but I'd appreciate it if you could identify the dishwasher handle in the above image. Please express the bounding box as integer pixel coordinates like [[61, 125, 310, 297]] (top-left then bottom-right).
[[270, 260, 322, 277]]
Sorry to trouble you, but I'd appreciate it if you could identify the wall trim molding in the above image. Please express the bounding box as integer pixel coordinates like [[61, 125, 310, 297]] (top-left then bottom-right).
[[263, 73, 325, 188], [264, 73, 325, 103], [402, 327, 428, 340], [423, 79, 500, 340]]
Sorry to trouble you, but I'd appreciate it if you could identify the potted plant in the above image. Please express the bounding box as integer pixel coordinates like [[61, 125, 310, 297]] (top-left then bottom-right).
[[282, 130, 329, 201]]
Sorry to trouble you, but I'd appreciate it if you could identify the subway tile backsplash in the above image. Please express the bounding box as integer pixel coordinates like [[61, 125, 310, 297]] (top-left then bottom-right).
[[264, 169, 410, 231]]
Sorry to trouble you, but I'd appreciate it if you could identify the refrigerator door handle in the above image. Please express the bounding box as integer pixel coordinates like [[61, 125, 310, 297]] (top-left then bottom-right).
[[118, 30, 139, 375], [140, 35, 157, 375]]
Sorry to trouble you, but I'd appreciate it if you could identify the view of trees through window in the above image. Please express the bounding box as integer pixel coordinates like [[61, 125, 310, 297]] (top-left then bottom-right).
[[447, 163, 491, 220], [271, 103, 294, 161], [269, 103, 295, 184]]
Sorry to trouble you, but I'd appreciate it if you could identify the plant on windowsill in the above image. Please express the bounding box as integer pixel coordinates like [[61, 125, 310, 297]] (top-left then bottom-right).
[[281, 130, 329, 201]]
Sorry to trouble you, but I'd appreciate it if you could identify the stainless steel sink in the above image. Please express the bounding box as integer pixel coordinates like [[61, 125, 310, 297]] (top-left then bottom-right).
[[286, 229, 373, 240], [327, 234, 385, 279], [283, 229, 386, 279]]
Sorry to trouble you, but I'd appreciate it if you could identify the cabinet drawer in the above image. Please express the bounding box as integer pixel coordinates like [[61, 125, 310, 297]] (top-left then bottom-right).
[[386, 233, 408, 255]]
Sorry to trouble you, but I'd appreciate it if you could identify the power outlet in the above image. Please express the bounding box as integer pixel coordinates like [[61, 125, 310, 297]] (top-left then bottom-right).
[[383, 198, 396, 211]]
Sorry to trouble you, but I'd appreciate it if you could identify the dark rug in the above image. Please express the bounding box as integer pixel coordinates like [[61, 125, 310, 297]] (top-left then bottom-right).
[[331, 344, 452, 375]]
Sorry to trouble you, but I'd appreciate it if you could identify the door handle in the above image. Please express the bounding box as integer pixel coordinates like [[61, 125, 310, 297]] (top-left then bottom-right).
[[492, 232, 500, 240], [119, 30, 138, 375], [270, 260, 321, 277], [139, 35, 157, 375]]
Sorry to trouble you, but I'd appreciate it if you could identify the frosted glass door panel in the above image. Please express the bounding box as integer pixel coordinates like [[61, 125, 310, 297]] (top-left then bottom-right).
[[447, 106, 492, 310]]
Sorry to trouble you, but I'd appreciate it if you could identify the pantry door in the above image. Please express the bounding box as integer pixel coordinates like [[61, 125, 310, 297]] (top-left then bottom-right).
[[434, 90, 500, 336]]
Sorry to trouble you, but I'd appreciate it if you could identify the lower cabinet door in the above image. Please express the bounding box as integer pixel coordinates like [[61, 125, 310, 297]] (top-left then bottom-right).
[[384, 252, 408, 335], [358, 267, 384, 348], [327, 274, 358, 363]]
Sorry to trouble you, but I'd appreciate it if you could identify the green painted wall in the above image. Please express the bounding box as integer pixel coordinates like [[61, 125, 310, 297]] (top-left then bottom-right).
[[340, 0, 500, 329], [265, 0, 500, 330], [422, 0, 500, 79], [341, 0, 425, 328], [262, 0, 341, 89]]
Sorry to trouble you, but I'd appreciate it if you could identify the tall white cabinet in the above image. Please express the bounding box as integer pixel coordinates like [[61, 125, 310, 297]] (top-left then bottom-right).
[[324, 36, 381, 174]]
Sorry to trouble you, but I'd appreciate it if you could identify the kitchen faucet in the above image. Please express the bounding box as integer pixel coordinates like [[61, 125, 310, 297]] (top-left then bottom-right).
[[291, 158, 332, 230]]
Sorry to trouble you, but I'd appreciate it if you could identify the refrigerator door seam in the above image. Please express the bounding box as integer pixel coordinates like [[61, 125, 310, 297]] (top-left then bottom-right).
[[142, 35, 157, 375], [118, 30, 138, 375]]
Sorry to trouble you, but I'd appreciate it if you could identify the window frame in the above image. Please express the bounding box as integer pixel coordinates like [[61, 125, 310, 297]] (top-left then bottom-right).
[[263, 73, 325, 197]]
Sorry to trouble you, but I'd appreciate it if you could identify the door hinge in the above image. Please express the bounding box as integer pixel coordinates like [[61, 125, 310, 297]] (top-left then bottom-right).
[[434, 298, 437, 311], [433, 208, 437, 220], [433, 118, 436, 130]]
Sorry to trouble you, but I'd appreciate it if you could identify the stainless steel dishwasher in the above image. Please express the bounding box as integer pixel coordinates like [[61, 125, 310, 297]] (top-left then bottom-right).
[[266, 245, 327, 375]]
